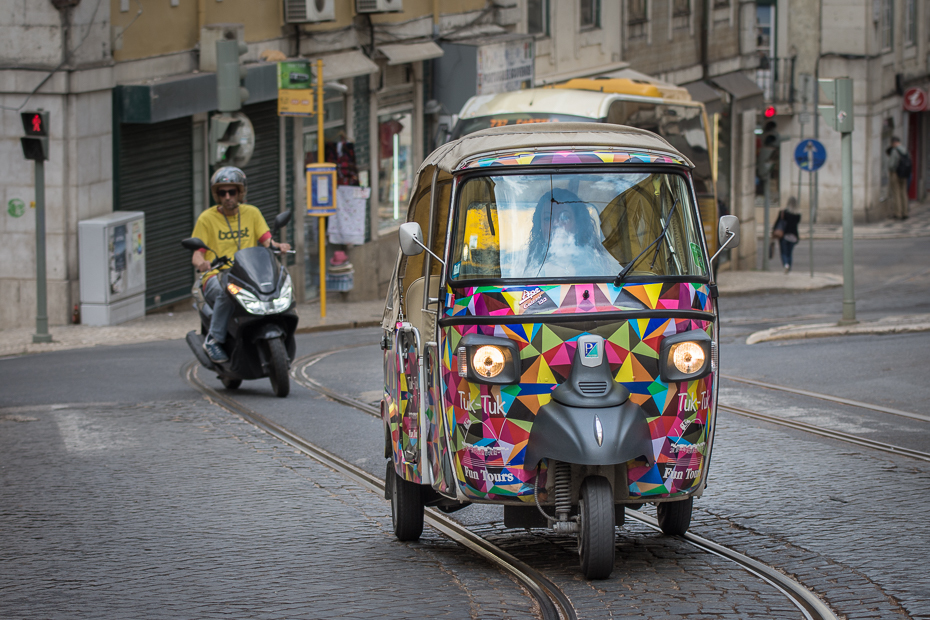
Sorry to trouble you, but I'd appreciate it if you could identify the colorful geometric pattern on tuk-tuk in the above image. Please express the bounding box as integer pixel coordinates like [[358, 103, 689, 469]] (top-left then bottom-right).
[[385, 329, 427, 484], [446, 282, 712, 318], [441, 316, 713, 502], [460, 150, 688, 169]]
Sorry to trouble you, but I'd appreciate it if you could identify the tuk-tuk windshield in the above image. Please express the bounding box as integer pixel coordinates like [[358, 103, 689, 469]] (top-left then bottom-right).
[[450, 172, 707, 280]]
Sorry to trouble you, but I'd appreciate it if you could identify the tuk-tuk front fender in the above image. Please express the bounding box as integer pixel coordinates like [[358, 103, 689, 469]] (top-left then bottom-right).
[[523, 400, 655, 471]]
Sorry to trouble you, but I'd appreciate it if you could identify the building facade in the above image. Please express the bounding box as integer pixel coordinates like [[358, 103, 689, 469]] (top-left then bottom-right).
[[761, 0, 930, 226]]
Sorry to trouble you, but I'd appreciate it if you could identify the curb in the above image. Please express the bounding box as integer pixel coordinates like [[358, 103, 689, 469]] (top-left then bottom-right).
[[746, 315, 930, 344], [295, 320, 382, 334]]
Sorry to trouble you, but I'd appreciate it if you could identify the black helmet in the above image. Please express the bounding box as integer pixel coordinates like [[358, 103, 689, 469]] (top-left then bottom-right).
[[210, 166, 247, 202]]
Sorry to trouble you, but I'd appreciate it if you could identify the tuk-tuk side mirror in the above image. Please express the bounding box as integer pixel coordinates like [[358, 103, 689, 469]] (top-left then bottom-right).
[[272, 210, 292, 235], [710, 215, 740, 264], [398, 221, 446, 267], [399, 222, 425, 256]]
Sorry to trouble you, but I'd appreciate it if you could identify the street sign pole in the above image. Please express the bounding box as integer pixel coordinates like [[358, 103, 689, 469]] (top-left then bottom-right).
[[808, 149, 814, 278], [33, 158, 51, 343], [316, 58, 327, 320], [840, 126, 855, 322], [762, 176, 771, 271]]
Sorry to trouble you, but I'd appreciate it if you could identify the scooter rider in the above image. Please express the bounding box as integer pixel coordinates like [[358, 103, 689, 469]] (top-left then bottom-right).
[[191, 167, 292, 363]]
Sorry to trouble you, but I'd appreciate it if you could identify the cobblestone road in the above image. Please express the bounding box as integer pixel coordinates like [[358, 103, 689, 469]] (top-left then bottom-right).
[[0, 398, 535, 619]]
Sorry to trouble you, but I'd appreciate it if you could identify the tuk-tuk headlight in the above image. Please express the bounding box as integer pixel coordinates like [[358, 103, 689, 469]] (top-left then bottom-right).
[[671, 342, 705, 374], [473, 346, 505, 378], [456, 335, 520, 385], [659, 331, 713, 382]]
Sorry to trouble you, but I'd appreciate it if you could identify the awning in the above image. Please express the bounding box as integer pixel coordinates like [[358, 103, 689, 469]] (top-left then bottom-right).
[[710, 71, 764, 113], [313, 49, 379, 80], [378, 41, 444, 65], [683, 80, 726, 116]]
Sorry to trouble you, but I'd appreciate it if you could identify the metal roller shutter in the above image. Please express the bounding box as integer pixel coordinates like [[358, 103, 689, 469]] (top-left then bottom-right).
[[117, 116, 194, 309], [241, 101, 280, 226]]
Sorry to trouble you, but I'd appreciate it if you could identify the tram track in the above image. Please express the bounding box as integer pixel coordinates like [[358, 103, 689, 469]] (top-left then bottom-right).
[[291, 348, 838, 620], [184, 359, 575, 620]]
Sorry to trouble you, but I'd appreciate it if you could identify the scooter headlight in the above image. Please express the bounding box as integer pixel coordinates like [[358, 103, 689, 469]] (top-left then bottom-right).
[[232, 287, 267, 314], [273, 275, 293, 312]]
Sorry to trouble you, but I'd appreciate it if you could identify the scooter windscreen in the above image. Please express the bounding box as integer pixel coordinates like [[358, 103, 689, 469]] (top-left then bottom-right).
[[229, 247, 279, 296]]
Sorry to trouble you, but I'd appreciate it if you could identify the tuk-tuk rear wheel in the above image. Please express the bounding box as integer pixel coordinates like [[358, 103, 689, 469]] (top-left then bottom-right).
[[656, 497, 693, 536], [390, 468, 424, 542], [578, 476, 615, 580]]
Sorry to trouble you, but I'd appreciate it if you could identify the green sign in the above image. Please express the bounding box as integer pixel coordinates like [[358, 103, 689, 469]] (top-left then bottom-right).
[[277, 61, 313, 90], [8, 198, 25, 218]]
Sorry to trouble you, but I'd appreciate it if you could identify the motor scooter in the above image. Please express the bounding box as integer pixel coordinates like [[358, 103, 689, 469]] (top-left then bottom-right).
[[181, 211, 298, 397]]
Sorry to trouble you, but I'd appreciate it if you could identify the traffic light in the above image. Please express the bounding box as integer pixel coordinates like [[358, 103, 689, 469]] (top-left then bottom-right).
[[209, 111, 255, 166], [757, 119, 780, 178], [20, 110, 49, 161], [216, 38, 249, 112]]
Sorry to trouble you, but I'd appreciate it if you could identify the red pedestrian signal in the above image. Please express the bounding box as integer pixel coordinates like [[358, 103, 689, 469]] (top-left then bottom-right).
[[764, 106, 777, 118], [20, 110, 49, 161]]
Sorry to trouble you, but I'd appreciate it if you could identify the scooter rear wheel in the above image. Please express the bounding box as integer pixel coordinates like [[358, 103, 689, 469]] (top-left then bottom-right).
[[578, 475, 615, 580], [220, 376, 242, 390], [267, 337, 290, 398], [657, 497, 693, 536], [390, 467, 424, 542]]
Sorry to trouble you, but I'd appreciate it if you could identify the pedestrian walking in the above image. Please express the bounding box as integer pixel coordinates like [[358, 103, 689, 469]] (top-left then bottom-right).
[[771, 197, 801, 274], [887, 136, 911, 220]]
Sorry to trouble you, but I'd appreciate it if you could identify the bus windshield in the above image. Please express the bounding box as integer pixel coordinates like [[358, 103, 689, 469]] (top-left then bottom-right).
[[450, 172, 707, 281]]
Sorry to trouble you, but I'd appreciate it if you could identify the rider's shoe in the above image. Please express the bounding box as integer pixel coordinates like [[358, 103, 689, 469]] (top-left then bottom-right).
[[203, 335, 229, 363]]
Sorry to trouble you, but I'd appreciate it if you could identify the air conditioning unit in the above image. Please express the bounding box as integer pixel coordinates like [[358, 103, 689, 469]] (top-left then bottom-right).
[[356, 0, 402, 14], [285, 0, 335, 23]]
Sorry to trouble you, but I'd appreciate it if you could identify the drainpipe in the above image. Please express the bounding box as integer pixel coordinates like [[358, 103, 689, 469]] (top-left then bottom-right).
[[700, 0, 709, 79]]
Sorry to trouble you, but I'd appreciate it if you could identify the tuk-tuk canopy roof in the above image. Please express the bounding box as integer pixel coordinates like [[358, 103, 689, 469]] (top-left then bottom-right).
[[421, 122, 694, 175]]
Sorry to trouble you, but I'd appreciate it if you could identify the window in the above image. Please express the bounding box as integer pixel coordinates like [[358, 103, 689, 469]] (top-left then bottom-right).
[[905, 0, 916, 45], [378, 111, 414, 232], [628, 0, 647, 39], [580, 0, 600, 29], [755, 4, 774, 57], [713, 0, 729, 7], [673, 0, 691, 30], [450, 172, 706, 280], [882, 0, 893, 51], [528, 0, 548, 35]]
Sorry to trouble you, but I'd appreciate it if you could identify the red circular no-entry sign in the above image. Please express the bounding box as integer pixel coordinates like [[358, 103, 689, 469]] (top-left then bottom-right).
[[903, 87, 927, 112]]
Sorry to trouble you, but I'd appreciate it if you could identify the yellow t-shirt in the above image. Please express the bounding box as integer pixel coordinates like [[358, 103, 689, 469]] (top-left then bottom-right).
[[191, 204, 271, 284]]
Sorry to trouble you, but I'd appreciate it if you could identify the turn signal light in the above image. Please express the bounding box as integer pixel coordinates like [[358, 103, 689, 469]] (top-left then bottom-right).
[[227, 283, 242, 295]]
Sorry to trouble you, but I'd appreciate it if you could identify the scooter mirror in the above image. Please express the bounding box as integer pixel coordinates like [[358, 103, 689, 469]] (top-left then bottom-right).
[[398, 222, 425, 257], [181, 237, 210, 252], [272, 210, 292, 234], [718, 215, 740, 249]]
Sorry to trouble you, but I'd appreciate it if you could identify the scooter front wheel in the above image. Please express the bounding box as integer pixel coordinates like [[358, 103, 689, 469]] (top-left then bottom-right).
[[267, 337, 290, 398], [578, 475, 615, 580]]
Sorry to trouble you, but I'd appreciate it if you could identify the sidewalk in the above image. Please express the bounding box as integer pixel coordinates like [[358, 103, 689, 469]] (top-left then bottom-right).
[[746, 313, 930, 344], [754, 199, 930, 240], [0, 298, 384, 358]]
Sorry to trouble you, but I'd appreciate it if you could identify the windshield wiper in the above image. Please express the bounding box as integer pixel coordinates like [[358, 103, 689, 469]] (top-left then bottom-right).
[[613, 196, 680, 286]]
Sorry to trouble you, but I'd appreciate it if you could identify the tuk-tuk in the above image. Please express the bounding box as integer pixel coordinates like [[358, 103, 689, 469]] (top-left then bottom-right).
[[381, 123, 740, 580]]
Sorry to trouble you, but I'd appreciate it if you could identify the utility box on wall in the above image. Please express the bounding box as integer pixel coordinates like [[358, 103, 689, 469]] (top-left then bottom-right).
[[79, 212, 146, 326]]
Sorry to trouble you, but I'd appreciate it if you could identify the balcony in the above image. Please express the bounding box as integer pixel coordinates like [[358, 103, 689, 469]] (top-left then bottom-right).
[[755, 56, 796, 104]]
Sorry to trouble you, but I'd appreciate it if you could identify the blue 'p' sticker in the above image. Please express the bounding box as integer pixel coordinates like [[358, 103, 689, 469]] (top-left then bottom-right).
[[583, 341, 598, 358]]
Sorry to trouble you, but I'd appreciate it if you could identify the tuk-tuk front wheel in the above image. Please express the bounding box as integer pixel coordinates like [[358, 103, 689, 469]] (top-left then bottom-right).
[[657, 497, 693, 536], [390, 468, 424, 542], [578, 476, 615, 580]]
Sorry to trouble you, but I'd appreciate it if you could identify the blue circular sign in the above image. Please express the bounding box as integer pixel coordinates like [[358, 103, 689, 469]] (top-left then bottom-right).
[[794, 139, 826, 171]]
